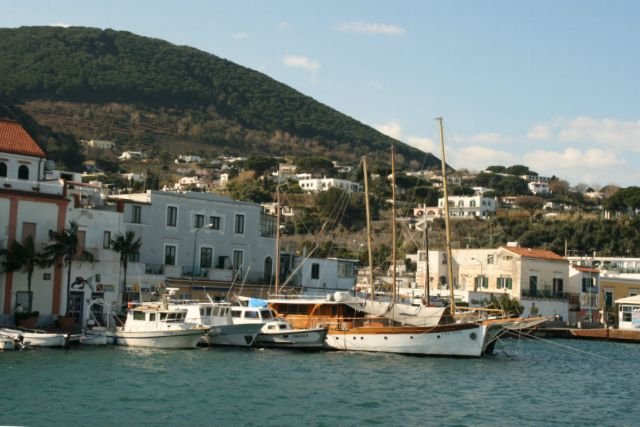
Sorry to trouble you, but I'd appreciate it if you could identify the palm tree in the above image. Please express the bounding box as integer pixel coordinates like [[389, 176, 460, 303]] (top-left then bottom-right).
[[110, 231, 142, 304], [42, 221, 94, 315], [0, 235, 48, 312]]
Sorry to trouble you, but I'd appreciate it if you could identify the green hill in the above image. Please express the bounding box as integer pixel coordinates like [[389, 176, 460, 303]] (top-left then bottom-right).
[[0, 26, 441, 169]]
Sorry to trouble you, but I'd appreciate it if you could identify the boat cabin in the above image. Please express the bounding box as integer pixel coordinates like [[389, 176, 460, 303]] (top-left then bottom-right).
[[616, 295, 640, 330], [230, 306, 277, 323]]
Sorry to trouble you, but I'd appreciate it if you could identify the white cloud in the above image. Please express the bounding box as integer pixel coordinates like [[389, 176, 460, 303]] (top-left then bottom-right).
[[277, 21, 290, 30], [233, 32, 249, 40], [282, 55, 320, 72], [407, 137, 436, 153], [523, 147, 627, 186], [464, 132, 504, 144], [450, 146, 517, 171], [336, 21, 406, 36], [527, 116, 640, 151], [526, 123, 552, 140], [367, 80, 383, 90], [50, 22, 71, 28], [374, 120, 403, 140], [282, 55, 321, 83]]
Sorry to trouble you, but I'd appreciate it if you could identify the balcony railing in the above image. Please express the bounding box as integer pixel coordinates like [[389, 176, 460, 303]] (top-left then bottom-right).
[[144, 263, 164, 275], [521, 288, 568, 299]]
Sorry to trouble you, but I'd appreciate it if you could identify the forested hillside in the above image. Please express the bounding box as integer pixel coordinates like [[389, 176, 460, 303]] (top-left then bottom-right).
[[0, 26, 439, 168]]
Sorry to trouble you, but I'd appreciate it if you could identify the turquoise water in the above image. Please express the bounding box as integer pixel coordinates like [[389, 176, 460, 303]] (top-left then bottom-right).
[[1, 338, 639, 427]]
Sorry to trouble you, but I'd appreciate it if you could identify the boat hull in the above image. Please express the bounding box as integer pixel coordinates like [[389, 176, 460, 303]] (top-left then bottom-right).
[[324, 323, 490, 357], [255, 327, 328, 349], [0, 328, 69, 347], [114, 329, 204, 349], [207, 323, 262, 347]]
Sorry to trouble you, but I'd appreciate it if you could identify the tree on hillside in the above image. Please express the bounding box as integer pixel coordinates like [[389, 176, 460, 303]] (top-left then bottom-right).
[[243, 156, 279, 176], [515, 196, 545, 223], [505, 165, 535, 176], [296, 157, 335, 175], [486, 165, 506, 173]]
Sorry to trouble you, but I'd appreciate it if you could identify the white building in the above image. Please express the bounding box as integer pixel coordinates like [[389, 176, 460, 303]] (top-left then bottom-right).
[[291, 257, 358, 294], [175, 155, 203, 163], [85, 139, 115, 150], [298, 177, 362, 193], [437, 195, 497, 219], [528, 181, 550, 195], [108, 190, 278, 296], [119, 151, 144, 161]]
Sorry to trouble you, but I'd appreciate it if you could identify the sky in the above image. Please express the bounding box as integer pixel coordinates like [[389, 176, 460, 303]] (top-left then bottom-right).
[[2, 0, 640, 188]]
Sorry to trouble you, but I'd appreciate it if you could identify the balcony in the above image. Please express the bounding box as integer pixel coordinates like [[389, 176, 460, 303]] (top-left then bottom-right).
[[521, 288, 568, 300], [144, 263, 164, 275]]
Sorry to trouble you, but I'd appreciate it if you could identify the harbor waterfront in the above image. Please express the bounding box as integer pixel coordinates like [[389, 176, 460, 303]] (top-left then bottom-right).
[[2, 339, 639, 426]]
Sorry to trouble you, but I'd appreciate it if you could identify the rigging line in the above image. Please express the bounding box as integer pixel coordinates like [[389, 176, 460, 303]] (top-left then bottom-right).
[[518, 331, 611, 361]]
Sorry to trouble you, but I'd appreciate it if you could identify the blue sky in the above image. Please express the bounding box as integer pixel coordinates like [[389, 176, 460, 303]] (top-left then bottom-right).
[[3, 0, 639, 188]]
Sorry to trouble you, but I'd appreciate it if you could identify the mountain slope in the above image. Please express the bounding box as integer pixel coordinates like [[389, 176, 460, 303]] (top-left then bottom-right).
[[0, 26, 441, 168]]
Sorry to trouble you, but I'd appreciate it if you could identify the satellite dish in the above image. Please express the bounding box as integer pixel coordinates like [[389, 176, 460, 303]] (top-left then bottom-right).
[[44, 160, 56, 171]]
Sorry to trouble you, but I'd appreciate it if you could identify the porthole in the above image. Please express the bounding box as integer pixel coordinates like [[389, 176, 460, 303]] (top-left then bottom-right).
[[469, 332, 477, 340]]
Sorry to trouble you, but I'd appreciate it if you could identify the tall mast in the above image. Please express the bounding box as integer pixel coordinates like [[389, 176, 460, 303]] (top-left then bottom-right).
[[423, 215, 431, 305], [274, 179, 281, 297], [391, 145, 397, 304], [437, 117, 456, 316], [362, 156, 375, 300]]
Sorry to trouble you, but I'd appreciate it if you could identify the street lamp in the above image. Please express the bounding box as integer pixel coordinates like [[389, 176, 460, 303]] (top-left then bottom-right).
[[192, 223, 214, 279], [471, 257, 483, 292]]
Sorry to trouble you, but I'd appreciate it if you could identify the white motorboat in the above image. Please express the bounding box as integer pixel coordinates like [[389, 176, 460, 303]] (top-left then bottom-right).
[[169, 300, 262, 347], [112, 302, 209, 349], [230, 304, 328, 349], [0, 327, 69, 348]]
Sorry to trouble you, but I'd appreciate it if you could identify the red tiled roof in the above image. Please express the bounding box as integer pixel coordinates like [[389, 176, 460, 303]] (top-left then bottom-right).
[[0, 119, 46, 158], [503, 246, 567, 262]]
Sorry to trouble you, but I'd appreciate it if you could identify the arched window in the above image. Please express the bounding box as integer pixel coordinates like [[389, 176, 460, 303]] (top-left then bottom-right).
[[0, 162, 7, 177], [470, 200, 476, 207], [18, 165, 29, 180]]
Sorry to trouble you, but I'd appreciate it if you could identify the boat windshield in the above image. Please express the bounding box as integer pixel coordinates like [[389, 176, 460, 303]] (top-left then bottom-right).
[[160, 312, 185, 322], [260, 309, 274, 319]]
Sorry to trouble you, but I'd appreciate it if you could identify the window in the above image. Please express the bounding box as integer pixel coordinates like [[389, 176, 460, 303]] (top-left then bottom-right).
[[475, 276, 488, 289], [235, 214, 245, 233], [128, 250, 140, 263], [441, 253, 447, 265], [131, 205, 142, 223], [164, 245, 177, 265], [470, 200, 476, 207], [0, 161, 6, 177], [553, 278, 564, 295], [497, 277, 513, 290], [18, 165, 29, 180], [487, 254, 494, 264], [194, 214, 205, 228], [167, 206, 178, 226], [337, 262, 355, 278], [311, 263, 320, 279], [200, 247, 213, 269], [73, 230, 86, 260], [21, 222, 36, 243], [233, 250, 244, 274], [582, 277, 595, 292], [43, 273, 51, 280], [103, 231, 111, 249], [209, 216, 221, 230], [529, 276, 538, 295]]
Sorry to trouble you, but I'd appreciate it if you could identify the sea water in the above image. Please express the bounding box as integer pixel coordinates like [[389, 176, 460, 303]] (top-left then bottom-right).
[[1, 338, 639, 426]]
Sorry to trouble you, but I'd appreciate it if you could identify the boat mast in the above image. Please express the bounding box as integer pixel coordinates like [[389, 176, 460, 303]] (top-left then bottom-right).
[[391, 145, 397, 304], [423, 216, 431, 305], [437, 117, 456, 315], [274, 179, 281, 297], [362, 156, 375, 300]]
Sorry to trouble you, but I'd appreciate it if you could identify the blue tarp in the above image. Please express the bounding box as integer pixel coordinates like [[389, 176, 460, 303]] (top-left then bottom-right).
[[247, 298, 268, 308]]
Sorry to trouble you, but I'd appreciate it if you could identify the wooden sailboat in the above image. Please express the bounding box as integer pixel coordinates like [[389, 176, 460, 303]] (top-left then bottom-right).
[[269, 143, 505, 356]]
